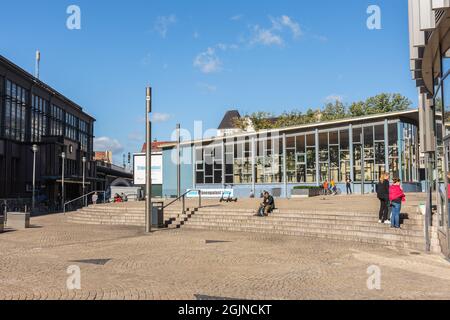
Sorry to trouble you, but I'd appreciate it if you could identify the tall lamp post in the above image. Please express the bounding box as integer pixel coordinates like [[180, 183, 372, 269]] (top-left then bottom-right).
[[176, 123, 181, 199], [61, 152, 66, 212], [145, 87, 153, 233], [82, 156, 87, 207], [32, 144, 39, 213]]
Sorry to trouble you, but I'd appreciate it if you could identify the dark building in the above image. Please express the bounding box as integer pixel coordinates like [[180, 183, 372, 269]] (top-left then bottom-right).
[[0, 55, 95, 210]]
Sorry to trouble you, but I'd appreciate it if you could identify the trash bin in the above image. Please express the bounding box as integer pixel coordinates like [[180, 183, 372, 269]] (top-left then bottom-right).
[[7, 212, 30, 230], [152, 202, 164, 228]]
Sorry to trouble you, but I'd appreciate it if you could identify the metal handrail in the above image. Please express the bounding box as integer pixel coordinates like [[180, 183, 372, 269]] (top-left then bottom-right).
[[163, 190, 202, 215], [63, 191, 106, 215]]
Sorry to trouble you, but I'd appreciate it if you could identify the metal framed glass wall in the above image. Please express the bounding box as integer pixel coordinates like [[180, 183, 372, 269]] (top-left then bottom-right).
[[4, 80, 27, 142], [434, 51, 450, 253], [255, 135, 283, 184], [31, 94, 48, 142], [193, 119, 416, 187], [231, 138, 252, 184], [195, 143, 223, 185]]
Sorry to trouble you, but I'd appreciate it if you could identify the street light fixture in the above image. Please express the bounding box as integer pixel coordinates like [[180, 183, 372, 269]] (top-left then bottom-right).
[[82, 156, 87, 207], [32, 144, 39, 213], [61, 152, 66, 211], [145, 86, 153, 233]]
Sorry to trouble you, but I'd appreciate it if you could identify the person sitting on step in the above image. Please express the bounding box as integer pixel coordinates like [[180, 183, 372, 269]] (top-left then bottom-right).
[[257, 192, 275, 217]]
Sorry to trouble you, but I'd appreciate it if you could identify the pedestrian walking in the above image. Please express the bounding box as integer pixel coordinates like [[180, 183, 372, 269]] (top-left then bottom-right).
[[92, 192, 98, 205], [376, 173, 390, 224], [346, 177, 353, 195], [389, 178, 406, 229]]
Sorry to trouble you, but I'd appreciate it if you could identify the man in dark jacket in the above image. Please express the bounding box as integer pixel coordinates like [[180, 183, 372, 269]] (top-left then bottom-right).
[[258, 192, 275, 217], [376, 173, 390, 224]]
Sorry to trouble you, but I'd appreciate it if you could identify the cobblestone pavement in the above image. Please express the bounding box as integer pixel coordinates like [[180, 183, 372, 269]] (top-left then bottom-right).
[[0, 214, 449, 300]]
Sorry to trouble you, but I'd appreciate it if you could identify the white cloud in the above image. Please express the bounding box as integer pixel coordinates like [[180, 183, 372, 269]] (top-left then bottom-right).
[[250, 25, 284, 46], [216, 43, 239, 50], [94, 137, 124, 154], [194, 47, 222, 74], [154, 15, 177, 38], [274, 15, 302, 39], [193, 43, 238, 74], [249, 15, 302, 47], [231, 14, 244, 21], [325, 94, 344, 103], [197, 82, 217, 93], [152, 113, 172, 123]]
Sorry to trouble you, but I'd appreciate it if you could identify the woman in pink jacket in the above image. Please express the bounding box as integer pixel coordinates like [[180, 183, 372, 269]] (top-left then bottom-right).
[[389, 178, 406, 229]]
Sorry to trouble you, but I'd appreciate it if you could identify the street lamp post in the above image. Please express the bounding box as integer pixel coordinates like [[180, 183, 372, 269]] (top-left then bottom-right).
[[61, 152, 66, 211], [361, 133, 365, 195], [82, 156, 87, 207], [32, 144, 39, 213], [176, 124, 181, 199], [145, 87, 152, 233]]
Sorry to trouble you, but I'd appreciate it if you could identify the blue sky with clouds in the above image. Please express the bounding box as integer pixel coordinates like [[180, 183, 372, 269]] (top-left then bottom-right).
[[0, 0, 416, 164]]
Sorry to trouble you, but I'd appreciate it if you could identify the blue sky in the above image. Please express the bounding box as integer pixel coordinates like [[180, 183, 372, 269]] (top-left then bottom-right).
[[0, 0, 416, 164]]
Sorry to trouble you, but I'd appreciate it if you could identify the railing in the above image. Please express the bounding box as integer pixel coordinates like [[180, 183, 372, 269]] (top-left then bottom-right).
[[63, 191, 107, 215], [163, 190, 202, 215]]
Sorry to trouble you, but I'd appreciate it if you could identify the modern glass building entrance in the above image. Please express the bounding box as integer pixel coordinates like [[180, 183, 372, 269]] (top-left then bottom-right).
[[162, 110, 422, 199]]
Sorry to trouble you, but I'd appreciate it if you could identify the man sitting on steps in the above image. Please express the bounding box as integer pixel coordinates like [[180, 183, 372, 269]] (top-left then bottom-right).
[[257, 192, 275, 217]]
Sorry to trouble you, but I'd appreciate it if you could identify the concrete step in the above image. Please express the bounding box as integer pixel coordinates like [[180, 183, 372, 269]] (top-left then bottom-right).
[[187, 216, 435, 235], [196, 208, 425, 219], [183, 223, 441, 253], [184, 220, 434, 241], [190, 212, 425, 226]]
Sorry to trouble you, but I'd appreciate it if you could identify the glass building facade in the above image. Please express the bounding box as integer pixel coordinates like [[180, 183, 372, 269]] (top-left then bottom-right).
[[0, 55, 95, 204], [163, 110, 422, 198]]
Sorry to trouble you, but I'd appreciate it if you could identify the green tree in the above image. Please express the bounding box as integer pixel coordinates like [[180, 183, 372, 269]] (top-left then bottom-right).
[[275, 110, 305, 128], [321, 100, 347, 121], [233, 93, 412, 132], [349, 101, 365, 117], [365, 93, 411, 114]]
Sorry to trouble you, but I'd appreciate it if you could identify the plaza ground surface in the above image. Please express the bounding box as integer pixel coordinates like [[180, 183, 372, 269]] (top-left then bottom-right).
[[1, 210, 450, 300]]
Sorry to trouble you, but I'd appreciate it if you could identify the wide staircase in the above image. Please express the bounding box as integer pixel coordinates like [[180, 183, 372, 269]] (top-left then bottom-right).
[[67, 201, 197, 229], [66, 194, 442, 253], [183, 194, 441, 253]]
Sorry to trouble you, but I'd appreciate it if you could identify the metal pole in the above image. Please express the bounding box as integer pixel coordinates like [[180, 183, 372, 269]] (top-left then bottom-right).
[[35, 50, 40, 79], [282, 134, 288, 198], [177, 124, 181, 199], [61, 152, 65, 213], [251, 136, 256, 196], [82, 157, 86, 207], [424, 153, 432, 252], [145, 87, 152, 233], [32, 145, 38, 213], [361, 132, 365, 195]]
